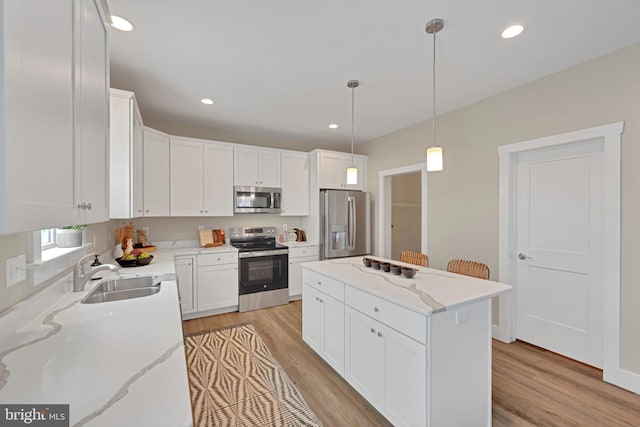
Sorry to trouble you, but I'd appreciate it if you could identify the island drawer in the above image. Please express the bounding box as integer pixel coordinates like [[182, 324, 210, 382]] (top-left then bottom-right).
[[289, 246, 319, 259], [303, 269, 344, 302], [345, 285, 426, 344], [198, 252, 238, 266]]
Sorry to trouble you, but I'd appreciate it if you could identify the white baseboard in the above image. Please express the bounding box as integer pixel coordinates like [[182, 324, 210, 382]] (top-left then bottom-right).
[[604, 367, 640, 394], [492, 323, 513, 343]]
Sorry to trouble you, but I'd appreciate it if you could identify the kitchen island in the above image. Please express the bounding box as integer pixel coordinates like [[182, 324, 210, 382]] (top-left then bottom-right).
[[302, 256, 512, 427]]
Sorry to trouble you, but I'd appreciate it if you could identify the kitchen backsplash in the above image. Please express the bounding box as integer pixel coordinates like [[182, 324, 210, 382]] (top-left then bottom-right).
[[111, 215, 305, 245]]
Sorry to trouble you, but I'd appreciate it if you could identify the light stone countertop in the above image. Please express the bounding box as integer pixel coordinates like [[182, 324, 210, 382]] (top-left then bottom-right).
[[0, 249, 200, 427], [303, 256, 512, 315]]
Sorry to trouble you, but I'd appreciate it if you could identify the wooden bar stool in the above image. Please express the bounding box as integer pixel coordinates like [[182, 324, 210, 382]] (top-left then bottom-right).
[[400, 250, 429, 267], [447, 259, 489, 280]]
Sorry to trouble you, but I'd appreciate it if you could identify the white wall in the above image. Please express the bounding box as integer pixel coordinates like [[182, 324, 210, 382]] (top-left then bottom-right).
[[359, 43, 640, 374], [391, 173, 421, 260]]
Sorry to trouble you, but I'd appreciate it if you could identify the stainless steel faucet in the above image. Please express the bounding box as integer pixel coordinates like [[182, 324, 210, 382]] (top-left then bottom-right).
[[73, 252, 119, 292]]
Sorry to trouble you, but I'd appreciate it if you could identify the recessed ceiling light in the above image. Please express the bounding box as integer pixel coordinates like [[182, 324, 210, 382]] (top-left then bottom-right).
[[110, 15, 134, 32], [501, 24, 524, 39], [328, 124, 339, 129], [201, 98, 215, 105]]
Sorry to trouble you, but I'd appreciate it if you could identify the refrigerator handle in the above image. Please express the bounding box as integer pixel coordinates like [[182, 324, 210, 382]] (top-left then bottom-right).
[[348, 196, 356, 250]]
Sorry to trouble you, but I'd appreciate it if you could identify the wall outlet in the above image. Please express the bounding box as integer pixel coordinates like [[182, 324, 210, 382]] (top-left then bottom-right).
[[142, 227, 150, 240], [6, 254, 26, 288], [282, 224, 288, 231], [455, 310, 470, 325], [198, 225, 205, 231]]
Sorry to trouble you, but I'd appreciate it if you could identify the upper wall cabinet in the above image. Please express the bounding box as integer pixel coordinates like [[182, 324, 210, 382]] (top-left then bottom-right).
[[143, 127, 170, 217], [109, 89, 143, 219], [170, 137, 234, 216], [317, 150, 367, 191], [0, 0, 110, 233], [281, 151, 310, 216], [234, 146, 281, 188]]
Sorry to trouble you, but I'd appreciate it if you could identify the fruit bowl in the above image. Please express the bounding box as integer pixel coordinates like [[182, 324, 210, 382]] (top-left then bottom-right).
[[136, 255, 153, 266], [115, 255, 153, 268], [115, 257, 137, 267]]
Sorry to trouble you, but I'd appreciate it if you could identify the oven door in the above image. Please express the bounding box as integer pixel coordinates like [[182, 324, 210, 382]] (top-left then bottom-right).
[[238, 250, 288, 295]]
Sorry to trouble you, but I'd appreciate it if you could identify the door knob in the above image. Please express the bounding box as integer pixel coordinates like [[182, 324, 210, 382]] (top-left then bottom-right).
[[518, 253, 531, 260]]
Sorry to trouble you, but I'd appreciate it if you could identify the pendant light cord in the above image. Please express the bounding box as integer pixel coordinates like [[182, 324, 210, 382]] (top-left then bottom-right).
[[351, 85, 355, 167], [432, 27, 437, 148]]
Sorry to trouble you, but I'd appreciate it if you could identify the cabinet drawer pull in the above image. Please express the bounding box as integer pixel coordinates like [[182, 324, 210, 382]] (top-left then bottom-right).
[[373, 307, 379, 313], [370, 328, 375, 333], [377, 331, 383, 338]]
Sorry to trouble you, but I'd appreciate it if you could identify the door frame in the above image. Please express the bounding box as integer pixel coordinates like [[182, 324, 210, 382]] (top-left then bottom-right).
[[497, 121, 637, 393], [378, 163, 428, 258]]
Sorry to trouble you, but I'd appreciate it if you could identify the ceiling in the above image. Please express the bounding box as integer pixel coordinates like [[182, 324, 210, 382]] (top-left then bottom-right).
[[108, 0, 640, 150]]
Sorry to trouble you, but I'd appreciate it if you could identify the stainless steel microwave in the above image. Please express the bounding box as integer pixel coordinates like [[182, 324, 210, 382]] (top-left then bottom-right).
[[234, 186, 281, 214]]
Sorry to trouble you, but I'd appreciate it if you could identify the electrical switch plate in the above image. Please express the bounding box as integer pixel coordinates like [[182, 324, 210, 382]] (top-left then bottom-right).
[[6, 254, 26, 288], [282, 224, 288, 231], [198, 225, 204, 231]]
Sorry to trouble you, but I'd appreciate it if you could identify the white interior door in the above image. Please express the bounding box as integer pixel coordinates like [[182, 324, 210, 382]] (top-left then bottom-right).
[[515, 140, 604, 368]]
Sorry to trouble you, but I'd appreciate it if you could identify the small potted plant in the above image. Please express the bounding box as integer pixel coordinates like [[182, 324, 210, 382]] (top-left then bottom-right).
[[56, 225, 86, 248]]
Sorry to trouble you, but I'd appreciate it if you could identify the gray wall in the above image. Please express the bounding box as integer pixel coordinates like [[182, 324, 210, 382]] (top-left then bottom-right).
[[359, 43, 640, 373]]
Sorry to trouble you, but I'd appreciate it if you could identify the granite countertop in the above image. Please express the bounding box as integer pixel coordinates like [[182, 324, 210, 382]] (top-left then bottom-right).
[[0, 251, 194, 427], [303, 256, 512, 315]]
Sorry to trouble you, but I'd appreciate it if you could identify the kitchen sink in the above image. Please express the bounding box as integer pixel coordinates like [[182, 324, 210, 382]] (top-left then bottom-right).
[[81, 275, 161, 304]]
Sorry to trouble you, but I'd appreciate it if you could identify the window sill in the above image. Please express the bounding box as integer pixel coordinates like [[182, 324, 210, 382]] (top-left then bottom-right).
[[27, 244, 94, 287]]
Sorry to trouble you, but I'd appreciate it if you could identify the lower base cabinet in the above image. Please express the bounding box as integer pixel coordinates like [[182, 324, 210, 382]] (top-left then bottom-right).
[[345, 306, 426, 426], [289, 246, 319, 298], [302, 283, 345, 375], [197, 263, 238, 312]]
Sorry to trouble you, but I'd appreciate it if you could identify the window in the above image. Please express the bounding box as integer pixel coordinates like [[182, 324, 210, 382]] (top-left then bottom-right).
[[41, 228, 56, 250]]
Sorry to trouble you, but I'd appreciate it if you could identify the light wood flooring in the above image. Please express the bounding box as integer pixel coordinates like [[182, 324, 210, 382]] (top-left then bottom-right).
[[183, 300, 640, 426]]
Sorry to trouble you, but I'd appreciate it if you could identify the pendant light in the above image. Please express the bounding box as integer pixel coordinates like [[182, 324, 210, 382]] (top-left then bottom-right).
[[426, 18, 444, 172], [346, 79, 359, 185]]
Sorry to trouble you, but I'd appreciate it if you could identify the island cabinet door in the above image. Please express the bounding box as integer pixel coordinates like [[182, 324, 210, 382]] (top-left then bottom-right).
[[321, 292, 345, 375], [382, 325, 427, 427], [344, 306, 385, 407], [302, 284, 323, 353]]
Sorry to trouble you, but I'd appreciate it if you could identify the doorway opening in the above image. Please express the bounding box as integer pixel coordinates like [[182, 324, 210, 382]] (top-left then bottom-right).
[[378, 163, 427, 259]]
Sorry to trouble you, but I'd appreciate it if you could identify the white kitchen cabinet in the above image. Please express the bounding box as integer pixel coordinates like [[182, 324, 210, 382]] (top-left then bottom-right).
[[234, 145, 281, 187], [318, 151, 366, 191], [344, 306, 426, 427], [175, 256, 196, 314], [281, 151, 310, 216], [109, 89, 143, 218], [197, 253, 239, 313], [0, 0, 110, 233], [143, 127, 171, 216], [170, 137, 234, 216], [288, 246, 319, 298]]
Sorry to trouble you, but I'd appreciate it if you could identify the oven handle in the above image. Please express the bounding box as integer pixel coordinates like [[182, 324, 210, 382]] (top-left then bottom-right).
[[239, 249, 289, 258]]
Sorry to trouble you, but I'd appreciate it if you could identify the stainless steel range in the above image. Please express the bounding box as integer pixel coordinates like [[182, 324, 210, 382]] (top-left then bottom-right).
[[229, 226, 289, 312]]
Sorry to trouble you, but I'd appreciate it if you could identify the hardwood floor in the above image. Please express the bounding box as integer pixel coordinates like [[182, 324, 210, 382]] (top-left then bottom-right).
[[183, 301, 640, 426]]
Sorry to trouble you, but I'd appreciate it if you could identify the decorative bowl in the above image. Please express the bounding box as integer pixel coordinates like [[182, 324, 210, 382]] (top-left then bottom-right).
[[136, 255, 154, 266], [401, 267, 417, 278], [380, 262, 391, 272], [115, 257, 137, 268], [370, 260, 381, 270], [390, 264, 402, 275], [362, 257, 372, 267]]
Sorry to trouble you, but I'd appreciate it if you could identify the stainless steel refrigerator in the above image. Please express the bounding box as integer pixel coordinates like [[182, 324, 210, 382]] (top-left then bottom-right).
[[320, 190, 371, 259]]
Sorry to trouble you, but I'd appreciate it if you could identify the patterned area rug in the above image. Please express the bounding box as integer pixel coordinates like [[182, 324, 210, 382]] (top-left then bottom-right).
[[184, 322, 322, 426]]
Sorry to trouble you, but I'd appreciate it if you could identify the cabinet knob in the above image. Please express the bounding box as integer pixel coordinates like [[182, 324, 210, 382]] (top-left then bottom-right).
[[373, 307, 380, 313], [204, 210, 208, 214], [217, 258, 221, 261], [319, 298, 323, 303], [77, 203, 85, 210], [86, 203, 92, 210], [188, 263, 191, 266], [146, 209, 149, 213], [370, 328, 375, 334], [138, 209, 142, 213], [377, 331, 383, 338], [317, 281, 321, 285]]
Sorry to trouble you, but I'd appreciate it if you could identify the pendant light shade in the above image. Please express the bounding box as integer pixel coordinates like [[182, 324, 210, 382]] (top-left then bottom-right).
[[426, 146, 443, 171], [426, 18, 444, 172], [346, 80, 359, 185]]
